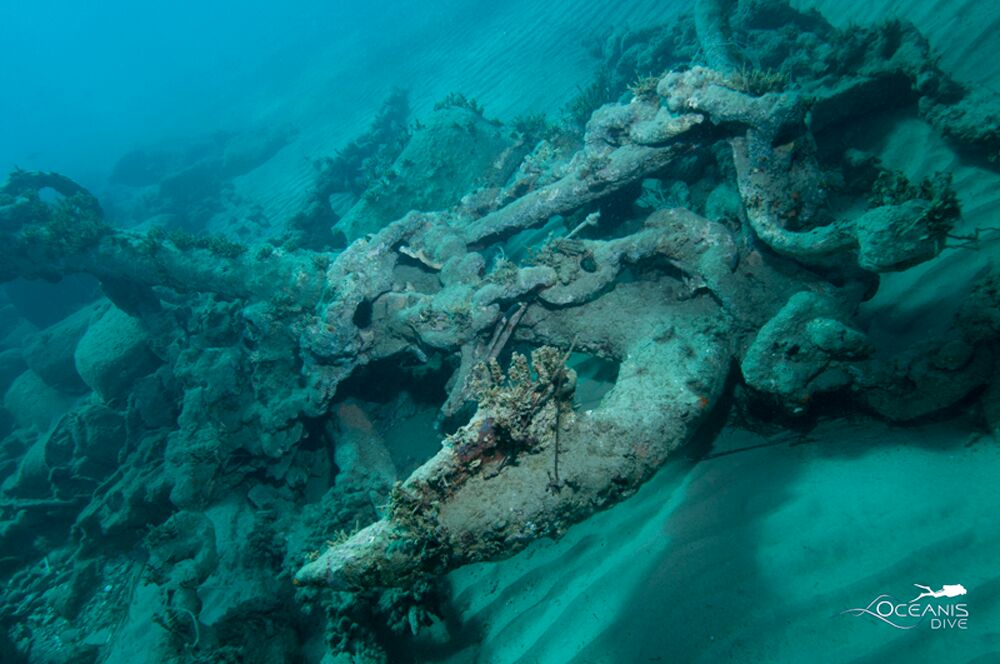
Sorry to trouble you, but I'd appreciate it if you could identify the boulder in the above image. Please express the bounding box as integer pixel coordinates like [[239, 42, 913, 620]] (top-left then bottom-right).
[[75, 306, 160, 403], [742, 291, 873, 412], [3, 370, 76, 432], [21, 304, 98, 394], [855, 200, 940, 272]]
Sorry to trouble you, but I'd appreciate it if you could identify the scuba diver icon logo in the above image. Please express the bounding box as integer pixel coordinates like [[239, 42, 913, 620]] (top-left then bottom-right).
[[841, 584, 969, 630], [909, 583, 967, 602]]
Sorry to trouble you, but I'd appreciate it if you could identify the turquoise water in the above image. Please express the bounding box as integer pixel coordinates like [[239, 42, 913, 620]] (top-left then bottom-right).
[[1, 1, 998, 662]]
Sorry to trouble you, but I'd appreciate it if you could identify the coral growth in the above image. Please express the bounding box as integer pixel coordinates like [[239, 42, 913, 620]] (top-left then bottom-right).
[[0, 1, 998, 661]]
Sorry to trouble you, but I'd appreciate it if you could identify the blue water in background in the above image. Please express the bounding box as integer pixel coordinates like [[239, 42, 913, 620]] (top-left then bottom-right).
[[0, 0, 476, 187]]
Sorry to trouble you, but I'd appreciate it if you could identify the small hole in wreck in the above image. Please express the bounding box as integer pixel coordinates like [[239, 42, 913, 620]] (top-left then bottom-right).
[[567, 351, 619, 410], [496, 342, 620, 411], [352, 299, 373, 328], [331, 351, 457, 475]]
